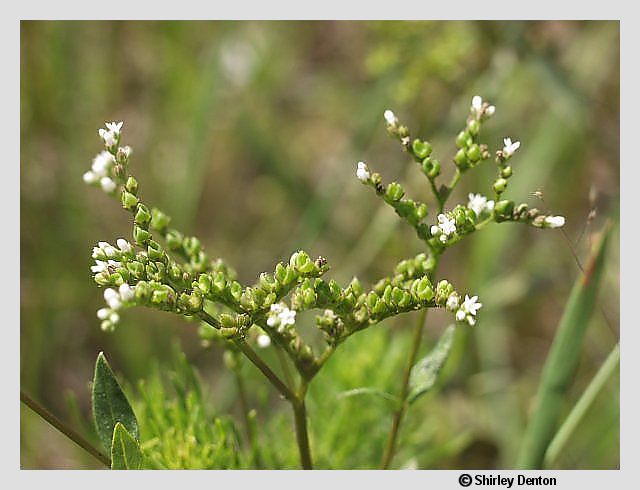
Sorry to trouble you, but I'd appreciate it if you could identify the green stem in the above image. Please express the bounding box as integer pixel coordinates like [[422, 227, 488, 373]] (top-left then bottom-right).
[[274, 344, 295, 390], [292, 381, 313, 470], [20, 390, 111, 467], [380, 308, 428, 469]]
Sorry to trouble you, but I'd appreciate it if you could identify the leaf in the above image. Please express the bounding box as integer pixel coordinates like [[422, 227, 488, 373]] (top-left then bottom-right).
[[517, 225, 612, 469], [92, 352, 139, 453], [111, 422, 143, 470], [407, 324, 456, 404], [336, 387, 401, 408]]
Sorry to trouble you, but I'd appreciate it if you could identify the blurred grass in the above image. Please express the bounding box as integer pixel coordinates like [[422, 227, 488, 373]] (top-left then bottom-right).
[[21, 20, 619, 468]]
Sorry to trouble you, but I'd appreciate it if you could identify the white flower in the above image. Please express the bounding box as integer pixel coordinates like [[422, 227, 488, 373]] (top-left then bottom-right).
[[109, 312, 120, 324], [97, 308, 110, 320], [462, 295, 482, 316], [356, 161, 370, 182], [467, 193, 494, 217], [91, 151, 115, 177], [83, 171, 98, 184], [485, 105, 496, 117], [98, 128, 117, 147], [104, 288, 122, 310], [100, 177, 117, 193], [120, 145, 132, 158], [119, 283, 135, 302], [430, 225, 441, 236], [503, 137, 521, 157], [446, 294, 459, 311], [456, 309, 466, 321], [116, 238, 133, 253], [437, 214, 456, 236], [384, 109, 398, 126], [324, 309, 336, 320], [91, 260, 108, 273], [544, 215, 565, 228], [257, 334, 271, 348], [471, 95, 483, 113], [105, 121, 123, 134], [267, 303, 296, 328]]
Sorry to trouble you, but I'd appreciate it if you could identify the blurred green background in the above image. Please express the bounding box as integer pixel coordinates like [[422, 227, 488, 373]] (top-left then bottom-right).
[[20, 20, 619, 469]]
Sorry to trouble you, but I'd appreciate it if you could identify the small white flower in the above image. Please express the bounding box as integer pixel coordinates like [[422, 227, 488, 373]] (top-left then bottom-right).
[[104, 288, 122, 309], [324, 309, 336, 320], [91, 151, 115, 177], [356, 161, 370, 182], [437, 214, 456, 236], [116, 238, 133, 253], [468, 193, 493, 217], [446, 294, 459, 311], [456, 309, 466, 321], [384, 109, 398, 126], [100, 177, 117, 193], [83, 171, 98, 184], [105, 121, 123, 134], [466, 316, 476, 327], [91, 260, 108, 273], [97, 308, 110, 320], [119, 283, 135, 302], [257, 334, 271, 348], [544, 215, 565, 228], [462, 295, 482, 316], [485, 105, 496, 117], [430, 225, 441, 236], [471, 95, 483, 113], [98, 128, 118, 147], [109, 312, 120, 324], [279, 308, 296, 326], [503, 137, 521, 157], [439, 234, 448, 244], [120, 145, 132, 158]]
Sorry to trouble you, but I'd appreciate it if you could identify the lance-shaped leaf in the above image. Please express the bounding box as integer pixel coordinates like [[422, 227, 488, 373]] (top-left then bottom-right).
[[407, 324, 456, 404], [337, 387, 401, 409], [92, 352, 139, 452], [111, 422, 144, 470]]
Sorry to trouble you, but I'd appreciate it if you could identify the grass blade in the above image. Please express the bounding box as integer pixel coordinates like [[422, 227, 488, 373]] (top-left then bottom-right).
[[544, 343, 619, 467], [517, 224, 612, 469]]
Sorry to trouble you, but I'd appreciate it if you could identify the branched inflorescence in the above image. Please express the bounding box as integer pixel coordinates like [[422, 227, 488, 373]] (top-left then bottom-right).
[[84, 96, 565, 468]]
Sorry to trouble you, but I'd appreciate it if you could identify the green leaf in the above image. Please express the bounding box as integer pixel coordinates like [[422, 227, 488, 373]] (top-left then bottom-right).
[[517, 225, 612, 469], [92, 352, 139, 452], [407, 324, 456, 404], [111, 422, 143, 470]]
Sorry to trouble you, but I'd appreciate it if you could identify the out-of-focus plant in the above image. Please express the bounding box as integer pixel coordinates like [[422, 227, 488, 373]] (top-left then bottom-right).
[[31, 96, 569, 469]]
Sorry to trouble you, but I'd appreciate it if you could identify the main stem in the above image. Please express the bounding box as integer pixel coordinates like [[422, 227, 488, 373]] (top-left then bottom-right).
[[292, 394, 313, 470], [380, 308, 428, 469]]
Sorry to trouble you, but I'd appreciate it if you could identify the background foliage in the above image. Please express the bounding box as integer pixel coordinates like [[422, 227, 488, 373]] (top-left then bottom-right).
[[20, 20, 619, 469]]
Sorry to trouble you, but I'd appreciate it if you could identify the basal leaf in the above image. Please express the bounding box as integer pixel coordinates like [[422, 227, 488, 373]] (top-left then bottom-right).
[[92, 352, 139, 452], [407, 324, 456, 404], [111, 422, 143, 470]]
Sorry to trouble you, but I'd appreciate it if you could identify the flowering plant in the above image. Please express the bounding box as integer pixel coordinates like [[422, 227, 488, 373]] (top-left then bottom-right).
[[80, 96, 565, 469]]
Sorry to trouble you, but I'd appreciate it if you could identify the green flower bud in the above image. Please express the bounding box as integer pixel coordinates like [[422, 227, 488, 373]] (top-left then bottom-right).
[[165, 229, 183, 250], [240, 289, 257, 310], [382, 285, 393, 306], [398, 291, 412, 308], [328, 280, 342, 302], [386, 182, 405, 202], [366, 292, 378, 310], [466, 144, 481, 162], [454, 149, 469, 169], [198, 273, 212, 294], [219, 313, 236, 329], [303, 289, 317, 308], [372, 298, 387, 315], [94, 273, 111, 286], [416, 203, 428, 221], [147, 240, 164, 261], [391, 287, 404, 305], [467, 119, 480, 136], [295, 251, 315, 274], [412, 139, 432, 159], [494, 199, 515, 222], [213, 272, 226, 293], [500, 166, 513, 179], [168, 263, 182, 282], [125, 176, 139, 195], [183, 237, 201, 257], [349, 277, 364, 297], [421, 157, 441, 179], [151, 208, 171, 232], [354, 307, 368, 323], [126, 261, 145, 279], [415, 277, 434, 301], [133, 225, 151, 245], [455, 130, 472, 149], [135, 281, 151, 302], [229, 281, 243, 302], [121, 191, 139, 211], [275, 263, 287, 284], [493, 178, 508, 194], [134, 204, 152, 227]]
